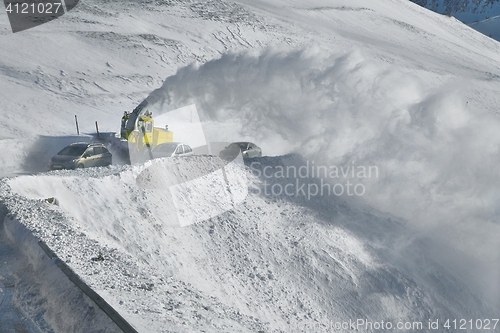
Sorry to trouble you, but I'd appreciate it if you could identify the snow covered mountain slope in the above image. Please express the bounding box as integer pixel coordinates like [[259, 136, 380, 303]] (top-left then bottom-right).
[[1, 0, 500, 332]]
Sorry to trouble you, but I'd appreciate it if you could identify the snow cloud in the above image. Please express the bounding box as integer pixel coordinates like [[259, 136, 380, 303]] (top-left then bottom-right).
[[144, 47, 500, 305]]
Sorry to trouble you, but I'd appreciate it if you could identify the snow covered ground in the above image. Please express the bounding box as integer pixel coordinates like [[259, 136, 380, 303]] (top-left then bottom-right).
[[1, 0, 500, 332]]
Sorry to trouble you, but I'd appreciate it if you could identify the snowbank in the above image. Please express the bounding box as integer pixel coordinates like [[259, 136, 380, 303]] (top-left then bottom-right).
[[4, 156, 498, 332], [0, 188, 123, 332]]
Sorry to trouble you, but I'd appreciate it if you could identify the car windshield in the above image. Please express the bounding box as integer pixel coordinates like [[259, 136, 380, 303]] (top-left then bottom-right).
[[155, 144, 177, 155], [57, 146, 87, 156]]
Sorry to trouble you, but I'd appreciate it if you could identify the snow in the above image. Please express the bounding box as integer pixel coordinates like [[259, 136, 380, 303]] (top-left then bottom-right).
[[0, 195, 122, 332], [0, 217, 43, 333], [1, 0, 500, 332], [3, 159, 497, 332]]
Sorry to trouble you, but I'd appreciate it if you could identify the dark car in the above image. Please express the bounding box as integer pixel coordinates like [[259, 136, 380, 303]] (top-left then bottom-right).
[[49, 143, 112, 170], [219, 142, 262, 161]]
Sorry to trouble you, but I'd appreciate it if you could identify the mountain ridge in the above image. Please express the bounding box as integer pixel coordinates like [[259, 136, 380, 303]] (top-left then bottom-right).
[[410, 0, 500, 22]]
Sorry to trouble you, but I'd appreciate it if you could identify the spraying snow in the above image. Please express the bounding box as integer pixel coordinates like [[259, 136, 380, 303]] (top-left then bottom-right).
[[141, 47, 500, 306]]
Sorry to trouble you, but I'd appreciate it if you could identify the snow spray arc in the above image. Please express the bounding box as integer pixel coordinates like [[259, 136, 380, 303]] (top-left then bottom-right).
[[3, 0, 79, 33], [135, 104, 249, 227]]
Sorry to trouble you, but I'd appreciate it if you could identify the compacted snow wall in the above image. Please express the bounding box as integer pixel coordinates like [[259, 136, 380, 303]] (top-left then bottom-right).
[[1, 205, 124, 333]]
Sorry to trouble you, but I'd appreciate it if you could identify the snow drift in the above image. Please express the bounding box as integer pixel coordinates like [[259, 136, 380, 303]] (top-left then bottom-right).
[[5, 154, 498, 332]]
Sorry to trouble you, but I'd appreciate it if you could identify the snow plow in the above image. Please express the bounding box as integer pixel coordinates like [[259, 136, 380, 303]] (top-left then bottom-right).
[[120, 100, 174, 163]]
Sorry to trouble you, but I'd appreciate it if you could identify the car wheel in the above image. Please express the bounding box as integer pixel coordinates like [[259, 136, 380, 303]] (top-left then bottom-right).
[[77, 163, 85, 169]]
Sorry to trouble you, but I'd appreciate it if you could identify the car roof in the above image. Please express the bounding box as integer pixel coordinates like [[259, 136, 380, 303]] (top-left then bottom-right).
[[69, 142, 105, 148]]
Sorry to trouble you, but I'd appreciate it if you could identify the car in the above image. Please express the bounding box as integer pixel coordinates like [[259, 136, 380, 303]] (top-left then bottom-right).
[[49, 142, 112, 170], [144, 142, 194, 160], [219, 142, 262, 160]]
